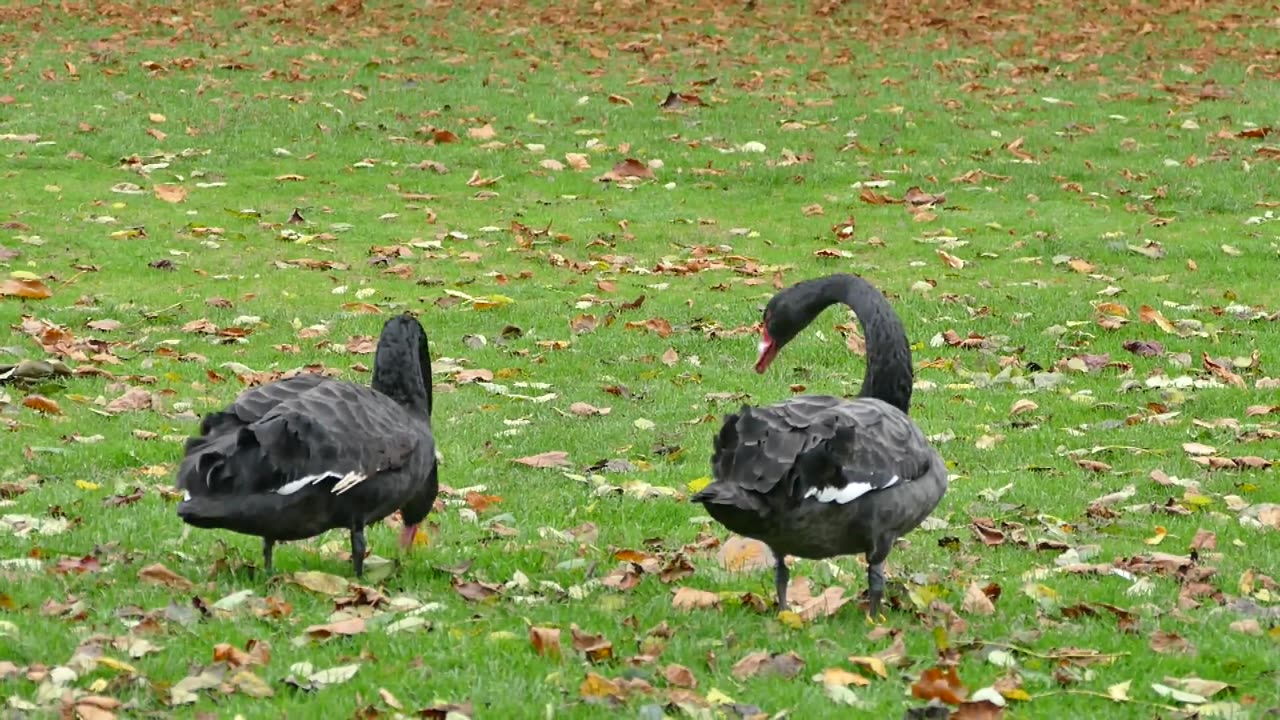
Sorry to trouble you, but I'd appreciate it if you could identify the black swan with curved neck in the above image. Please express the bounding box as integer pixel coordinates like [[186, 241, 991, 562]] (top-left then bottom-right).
[[693, 274, 947, 622], [175, 313, 439, 577]]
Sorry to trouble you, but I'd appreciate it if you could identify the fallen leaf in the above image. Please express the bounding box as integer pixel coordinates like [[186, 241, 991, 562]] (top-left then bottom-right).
[[304, 617, 367, 639], [961, 581, 996, 616], [453, 579, 502, 602], [154, 184, 188, 203], [513, 451, 572, 469], [911, 666, 968, 705], [570, 624, 614, 663], [671, 587, 721, 611], [1, 278, 53, 300], [22, 394, 62, 415], [663, 664, 697, 688], [529, 626, 562, 659], [580, 671, 623, 700], [137, 563, 194, 591], [596, 158, 654, 183], [1150, 630, 1193, 655], [569, 402, 611, 417], [716, 535, 775, 572], [290, 571, 349, 596], [817, 667, 870, 688]]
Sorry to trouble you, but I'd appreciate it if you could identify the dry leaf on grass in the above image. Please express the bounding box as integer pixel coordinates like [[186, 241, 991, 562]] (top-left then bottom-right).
[[671, 587, 720, 611], [513, 451, 572, 469], [137, 563, 193, 591]]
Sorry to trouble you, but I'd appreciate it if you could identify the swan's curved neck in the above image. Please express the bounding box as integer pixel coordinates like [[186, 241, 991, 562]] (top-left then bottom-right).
[[816, 275, 913, 414], [371, 324, 432, 416]]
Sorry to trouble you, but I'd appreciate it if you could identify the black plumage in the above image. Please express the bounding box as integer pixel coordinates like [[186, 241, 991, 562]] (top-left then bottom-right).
[[175, 313, 438, 577], [694, 274, 947, 622]]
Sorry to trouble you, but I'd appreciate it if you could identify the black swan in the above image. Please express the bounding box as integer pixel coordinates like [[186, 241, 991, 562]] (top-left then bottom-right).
[[693, 274, 947, 623], [175, 312, 439, 577]]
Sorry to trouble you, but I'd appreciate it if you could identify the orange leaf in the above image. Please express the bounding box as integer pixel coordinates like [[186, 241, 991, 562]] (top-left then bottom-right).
[[529, 626, 562, 659], [22, 394, 62, 415], [137, 562, 194, 591], [911, 665, 969, 705], [1, 278, 53, 300], [513, 451, 571, 469], [154, 184, 187, 203]]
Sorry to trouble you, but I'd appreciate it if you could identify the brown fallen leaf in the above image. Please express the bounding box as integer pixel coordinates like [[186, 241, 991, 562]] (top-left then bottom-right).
[[1149, 630, 1193, 655], [818, 667, 871, 688], [671, 587, 720, 611], [453, 579, 502, 602], [961, 581, 996, 616], [1202, 352, 1245, 388], [304, 617, 366, 639], [936, 249, 966, 269], [569, 402, 611, 417], [717, 535, 775, 572], [137, 563, 194, 591], [570, 624, 614, 663], [105, 387, 153, 414], [952, 699, 1006, 720], [529, 626, 562, 659], [213, 640, 270, 668], [731, 650, 805, 680], [596, 158, 655, 183], [911, 666, 968, 705], [1139, 305, 1176, 333], [1, 278, 53, 300], [154, 184, 187, 203], [970, 519, 1006, 546], [579, 671, 624, 700], [663, 664, 697, 688], [513, 451, 572, 469], [22, 394, 62, 415]]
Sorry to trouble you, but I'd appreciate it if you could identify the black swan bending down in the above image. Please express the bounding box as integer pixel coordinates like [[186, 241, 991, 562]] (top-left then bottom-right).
[[693, 274, 947, 623], [176, 313, 439, 577]]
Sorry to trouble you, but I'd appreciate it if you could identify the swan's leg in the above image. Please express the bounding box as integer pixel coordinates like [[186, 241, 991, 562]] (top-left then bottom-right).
[[350, 525, 367, 578], [865, 545, 890, 625], [262, 538, 275, 575], [773, 553, 789, 611]]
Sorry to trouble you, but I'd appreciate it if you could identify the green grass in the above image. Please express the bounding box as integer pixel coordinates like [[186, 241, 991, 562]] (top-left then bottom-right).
[[2, 0, 1279, 716]]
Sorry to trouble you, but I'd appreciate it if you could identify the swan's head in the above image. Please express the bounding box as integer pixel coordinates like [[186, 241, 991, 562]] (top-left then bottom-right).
[[755, 302, 795, 373], [756, 278, 829, 373]]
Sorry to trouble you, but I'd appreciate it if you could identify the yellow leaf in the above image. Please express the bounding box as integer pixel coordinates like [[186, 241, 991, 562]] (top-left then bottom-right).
[[1144, 526, 1168, 545], [686, 476, 712, 493], [907, 583, 945, 609], [705, 688, 736, 705], [1184, 494, 1213, 508], [847, 656, 888, 679], [95, 656, 138, 674], [777, 610, 804, 629], [1001, 688, 1033, 701], [9, 270, 40, 280], [75, 480, 101, 491], [471, 294, 514, 310]]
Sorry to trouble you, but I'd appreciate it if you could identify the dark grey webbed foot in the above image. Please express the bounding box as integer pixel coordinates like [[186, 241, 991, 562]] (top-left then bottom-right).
[[773, 553, 789, 611], [350, 526, 367, 578]]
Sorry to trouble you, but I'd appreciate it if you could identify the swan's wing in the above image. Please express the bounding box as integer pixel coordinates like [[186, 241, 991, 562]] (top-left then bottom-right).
[[181, 380, 430, 497], [196, 373, 332, 436], [709, 396, 933, 506], [247, 381, 429, 495], [791, 398, 936, 506]]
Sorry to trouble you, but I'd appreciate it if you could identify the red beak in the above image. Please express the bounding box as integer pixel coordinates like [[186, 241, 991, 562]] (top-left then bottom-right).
[[755, 328, 778, 373], [399, 523, 419, 551]]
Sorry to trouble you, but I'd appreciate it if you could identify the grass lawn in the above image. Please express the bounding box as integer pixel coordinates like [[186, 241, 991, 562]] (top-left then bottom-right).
[[2, 0, 1279, 716]]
